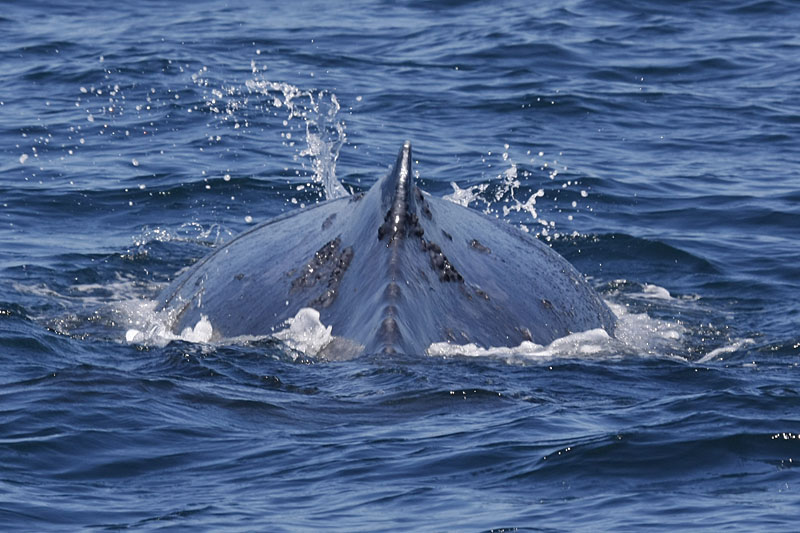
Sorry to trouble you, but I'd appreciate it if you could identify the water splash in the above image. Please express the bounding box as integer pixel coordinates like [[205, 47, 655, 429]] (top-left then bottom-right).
[[298, 91, 348, 199], [443, 144, 585, 239], [129, 222, 231, 249], [193, 62, 349, 201]]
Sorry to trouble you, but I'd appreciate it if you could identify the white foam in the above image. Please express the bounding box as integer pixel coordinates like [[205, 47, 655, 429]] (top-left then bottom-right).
[[273, 307, 334, 356], [179, 315, 213, 343], [120, 299, 349, 358], [637, 283, 673, 300], [122, 299, 214, 346], [117, 294, 691, 363], [104, 289, 749, 366], [696, 338, 756, 363], [426, 301, 686, 361], [428, 328, 611, 359]]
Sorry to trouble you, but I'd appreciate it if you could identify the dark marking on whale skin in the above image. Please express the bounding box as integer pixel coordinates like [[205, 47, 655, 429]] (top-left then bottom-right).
[[290, 238, 338, 290], [474, 286, 490, 300], [290, 237, 354, 308], [517, 326, 533, 342], [410, 213, 424, 238], [421, 202, 432, 220], [322, 213, 337, 230], [377, 208, 392, 241], [421, 238, 463, 282], [156, 141, 616, 356], [414, 188, 433, 221], [470, 239, 491, 254]]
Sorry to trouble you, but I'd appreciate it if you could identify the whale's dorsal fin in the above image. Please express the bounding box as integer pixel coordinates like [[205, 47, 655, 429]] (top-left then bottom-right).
[[377, 140, 416, 243]]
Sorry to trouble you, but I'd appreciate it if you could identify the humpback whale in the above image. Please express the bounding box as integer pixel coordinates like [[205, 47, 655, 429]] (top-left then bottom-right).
[[157, 142, 615, 356]]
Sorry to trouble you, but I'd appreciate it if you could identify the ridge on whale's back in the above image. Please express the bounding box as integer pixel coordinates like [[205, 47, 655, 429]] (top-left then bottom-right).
[[157, 141, 616, 356]]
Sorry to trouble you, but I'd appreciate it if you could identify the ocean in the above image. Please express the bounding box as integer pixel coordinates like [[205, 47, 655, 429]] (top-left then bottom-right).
[[1, 0, 798, 530]]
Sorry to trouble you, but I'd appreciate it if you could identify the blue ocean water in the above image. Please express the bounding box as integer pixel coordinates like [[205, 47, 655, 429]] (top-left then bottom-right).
[[2, 0, 799, 530]]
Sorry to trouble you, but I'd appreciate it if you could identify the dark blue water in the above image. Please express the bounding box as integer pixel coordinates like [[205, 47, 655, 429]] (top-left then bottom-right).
[[2, 0, 799, 530]]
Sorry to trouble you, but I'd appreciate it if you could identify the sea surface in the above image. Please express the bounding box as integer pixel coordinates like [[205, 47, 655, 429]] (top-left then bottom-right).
[[1, 0, 799, 530]]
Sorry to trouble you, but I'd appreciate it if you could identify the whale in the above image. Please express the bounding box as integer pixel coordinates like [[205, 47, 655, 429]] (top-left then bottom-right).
[[156, 141, 616, 357]]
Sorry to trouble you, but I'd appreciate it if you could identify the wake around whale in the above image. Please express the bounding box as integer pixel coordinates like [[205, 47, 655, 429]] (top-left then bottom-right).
[[156, 142, 616, 357]]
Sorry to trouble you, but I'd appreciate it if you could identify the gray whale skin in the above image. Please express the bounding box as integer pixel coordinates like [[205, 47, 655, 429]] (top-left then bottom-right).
[[157, 142, 616, 356]]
